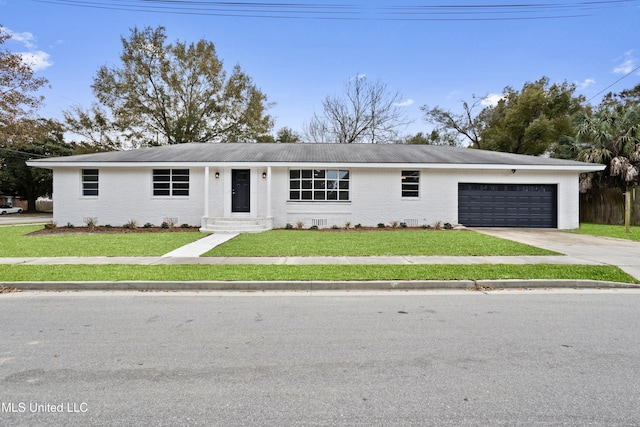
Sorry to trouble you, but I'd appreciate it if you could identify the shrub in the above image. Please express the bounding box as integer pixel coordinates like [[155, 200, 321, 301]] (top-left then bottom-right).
[[65, 222, 75, 229], [180, 223, 191, 228], [354, 223, 362, 229], [84, 217, 98, 230], [143, 222, 154, 228], [285, 223, 293, 229], [44, 221, 57, 230], [344, 222, 351, 229], [123, 220, 137, 230], [309, 225, 318, 230], [377, 223, 386, 228], [331, 225, 340, 229], [296, 221, 304, 230], [164, 217, 178, 229], [444, 222, 453, 230], [104, 224, 112, 229], [400, 222, 408, 228], [160, 222, 169, 229]]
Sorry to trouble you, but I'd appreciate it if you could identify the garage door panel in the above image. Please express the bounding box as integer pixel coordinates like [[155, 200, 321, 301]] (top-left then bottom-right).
[[458, 183, 557, 228]]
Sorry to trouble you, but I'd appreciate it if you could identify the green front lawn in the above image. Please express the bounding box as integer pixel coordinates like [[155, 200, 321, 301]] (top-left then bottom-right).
[[204, 229, 556, 257], [0, 225, 205, 257], [570, 223, 640, 242], [0, 264, 635, 283]]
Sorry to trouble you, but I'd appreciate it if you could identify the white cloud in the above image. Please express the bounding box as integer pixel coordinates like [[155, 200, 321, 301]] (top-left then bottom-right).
[[6, 29, 36, 49], [577, 78, 596, 90], [18, 51, 53, 71], [482, 93, 504, 107], [613, 50, 637, 74], [394, 99, 414, 107], [3, 27, 53, 72]]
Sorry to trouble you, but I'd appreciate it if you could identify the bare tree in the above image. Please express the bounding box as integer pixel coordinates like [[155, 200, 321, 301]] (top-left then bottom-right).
[[421, 96, 485, 148], [305, 75, 410, 144]]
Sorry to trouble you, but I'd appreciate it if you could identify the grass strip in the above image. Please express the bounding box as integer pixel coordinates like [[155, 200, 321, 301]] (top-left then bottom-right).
[[0, 226, 205, 257], [204, 230, 556, 257], [569, 223, 640, 242], [0, 264, 635, 283]]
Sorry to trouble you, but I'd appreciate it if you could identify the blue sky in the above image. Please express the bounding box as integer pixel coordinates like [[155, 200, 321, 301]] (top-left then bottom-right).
[[2, 0, 640, 140]]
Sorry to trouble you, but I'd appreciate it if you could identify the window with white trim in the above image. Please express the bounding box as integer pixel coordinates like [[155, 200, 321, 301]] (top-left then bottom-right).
[[153, 169, 190, 196], [82, 169, 99, 196], [401, 171, 419, 198], [289, 169, 349, 201]]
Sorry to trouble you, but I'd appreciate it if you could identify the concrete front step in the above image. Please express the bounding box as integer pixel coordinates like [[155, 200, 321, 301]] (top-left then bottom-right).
[[200, 217, 272, 234]]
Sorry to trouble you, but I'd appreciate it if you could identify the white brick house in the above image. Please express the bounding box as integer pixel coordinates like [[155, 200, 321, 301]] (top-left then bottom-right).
[[28, 143, 604, 232]]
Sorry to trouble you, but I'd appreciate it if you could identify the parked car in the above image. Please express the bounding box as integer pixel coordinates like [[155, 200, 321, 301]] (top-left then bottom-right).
[[0, 204, 23, 214]]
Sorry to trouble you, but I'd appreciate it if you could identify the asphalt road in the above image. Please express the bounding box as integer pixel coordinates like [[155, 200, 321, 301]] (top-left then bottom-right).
[[1, 290, 639, 426]]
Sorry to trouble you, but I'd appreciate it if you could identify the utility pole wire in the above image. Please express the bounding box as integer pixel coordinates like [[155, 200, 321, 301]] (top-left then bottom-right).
[[587, 64, 640, 103]]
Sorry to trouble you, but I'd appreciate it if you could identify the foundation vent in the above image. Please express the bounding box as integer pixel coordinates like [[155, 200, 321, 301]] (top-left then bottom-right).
[[312, 218, 328, 227], [404, 219, 419, 227]]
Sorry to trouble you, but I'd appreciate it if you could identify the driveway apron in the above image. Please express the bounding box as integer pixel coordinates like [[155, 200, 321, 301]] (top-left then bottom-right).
[[473, 228, 640, 281]]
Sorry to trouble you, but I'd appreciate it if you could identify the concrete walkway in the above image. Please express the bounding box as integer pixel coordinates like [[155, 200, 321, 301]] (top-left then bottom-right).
[[161, 233, 238, 257]]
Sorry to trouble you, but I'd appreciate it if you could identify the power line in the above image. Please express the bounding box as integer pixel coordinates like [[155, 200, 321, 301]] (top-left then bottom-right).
[[0, 148, 50, 158], [32, 0, 639, 21], [587, 64, 640, 103]]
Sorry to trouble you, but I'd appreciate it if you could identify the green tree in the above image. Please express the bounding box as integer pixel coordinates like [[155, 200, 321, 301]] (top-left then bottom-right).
[[275, 127, 301, 143], [480, 77, 585, 155], [422, 78, 585, 155], [0, 26, 48, 146], [80, 26, 273, 146], [63, 103, 124, 151], [0, 119, 72, 211], [600, 83, 640, 109], [576, 105, 640, 231]]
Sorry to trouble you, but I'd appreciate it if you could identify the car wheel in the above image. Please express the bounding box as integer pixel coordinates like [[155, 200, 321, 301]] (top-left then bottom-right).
[[17, 209, 23, 214], [0, 211, 5, 215]]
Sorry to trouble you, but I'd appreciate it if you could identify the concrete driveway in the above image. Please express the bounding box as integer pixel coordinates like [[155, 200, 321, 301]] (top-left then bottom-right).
[[0, 212, 52, 226], [474, 228, 640, 281]]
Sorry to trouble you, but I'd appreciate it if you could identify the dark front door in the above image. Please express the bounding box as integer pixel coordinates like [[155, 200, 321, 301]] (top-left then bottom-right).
[[232, 169, 251, 213]]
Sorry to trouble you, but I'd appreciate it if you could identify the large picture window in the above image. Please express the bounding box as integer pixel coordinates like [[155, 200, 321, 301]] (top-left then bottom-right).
[[82, 169, 99, 196], [289, 169, 349, 201], [401, 170, 419, 198], [153, 169, 189, 196]]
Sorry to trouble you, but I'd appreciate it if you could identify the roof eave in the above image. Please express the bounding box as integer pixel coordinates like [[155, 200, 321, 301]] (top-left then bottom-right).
[[27, 160, 607, 172]]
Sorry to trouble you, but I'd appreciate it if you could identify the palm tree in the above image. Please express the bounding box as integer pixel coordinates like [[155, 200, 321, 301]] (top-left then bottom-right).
[[576, 105, 640, 231]]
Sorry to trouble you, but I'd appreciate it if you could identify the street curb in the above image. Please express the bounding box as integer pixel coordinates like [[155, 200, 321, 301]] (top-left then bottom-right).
[[2, 279, 639, 292]]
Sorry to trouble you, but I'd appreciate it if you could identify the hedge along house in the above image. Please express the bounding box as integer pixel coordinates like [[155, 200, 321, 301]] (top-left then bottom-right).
[[28, 143, 605, 232]]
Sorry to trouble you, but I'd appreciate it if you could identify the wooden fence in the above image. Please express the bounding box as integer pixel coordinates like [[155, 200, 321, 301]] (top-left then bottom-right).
[[580, 187, 640, 225]]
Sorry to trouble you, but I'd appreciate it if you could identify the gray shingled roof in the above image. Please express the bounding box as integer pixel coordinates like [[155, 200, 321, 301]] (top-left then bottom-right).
[[29, 142, 599, 167]]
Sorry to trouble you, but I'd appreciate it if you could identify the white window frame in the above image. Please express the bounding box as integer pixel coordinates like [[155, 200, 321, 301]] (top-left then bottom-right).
[[81, 169, 99, 197], [289, 169, 350, 201], [152, 169, 190, 197], [401, 170, 420, 198]]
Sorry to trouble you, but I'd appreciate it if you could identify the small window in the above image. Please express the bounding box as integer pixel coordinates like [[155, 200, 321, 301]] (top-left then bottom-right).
[[82, 169, 99, 196], [153, 169, 189, 196], [402, 171, 419, 198]]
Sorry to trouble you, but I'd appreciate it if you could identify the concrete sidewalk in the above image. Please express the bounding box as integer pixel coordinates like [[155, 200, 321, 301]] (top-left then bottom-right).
[[0, 254, 603, 266]]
